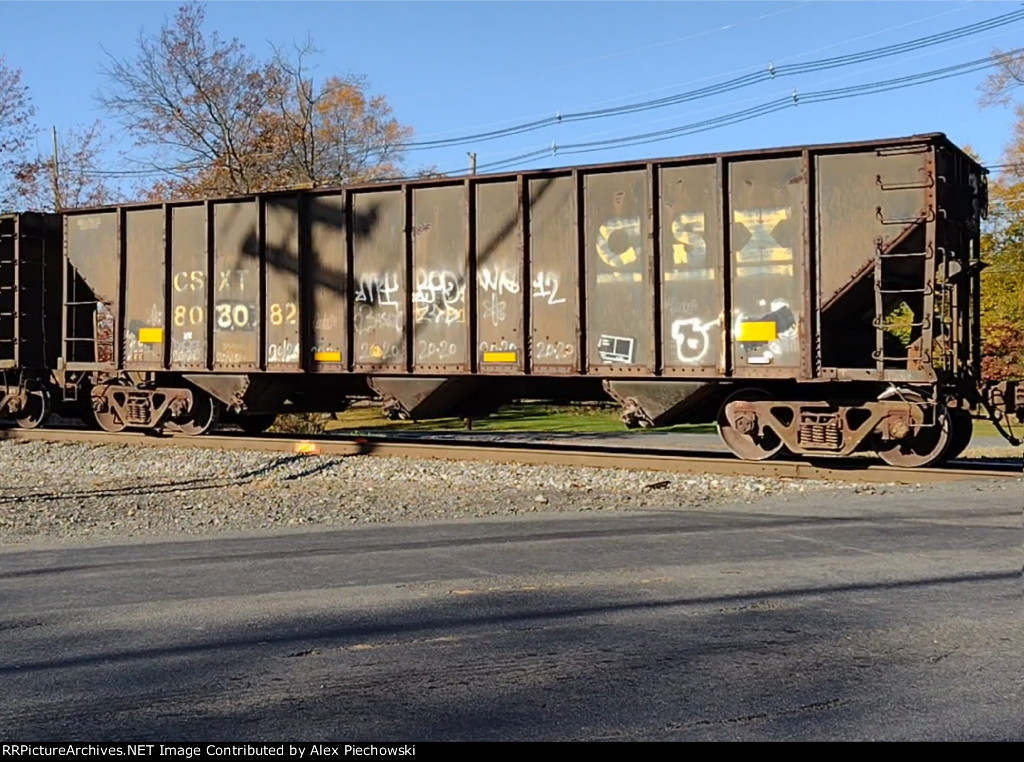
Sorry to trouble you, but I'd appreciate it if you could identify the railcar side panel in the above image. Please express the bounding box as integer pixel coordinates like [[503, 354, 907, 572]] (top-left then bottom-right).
[[659, 163, 725, 375], [816, 149, 930, 305], [65, 211, 119, 367], [475, 180, 524, 374], [168, 205, 208, 370], [212, 200, 260, 370], [264, 196, 302, 371], [815, 148, 934, 379], [307, 192, 348, 372], [123, 208, 165, 370], [728, 157, 807, 377], [584, 169, 655, 374], [411, 185, 469, 372], [352, 189, 406, 372], [528, 175, 580, 374]]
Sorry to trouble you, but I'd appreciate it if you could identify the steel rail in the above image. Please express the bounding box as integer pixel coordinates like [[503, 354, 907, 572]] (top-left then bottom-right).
[[1, 426, 1019, 485]]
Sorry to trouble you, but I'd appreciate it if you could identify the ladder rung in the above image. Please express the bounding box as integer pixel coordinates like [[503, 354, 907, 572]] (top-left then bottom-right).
[[877, 251, 930, 259], [871, 352, 931, 362], [874, 287, 933, 296], [874, 318, 930, 329]]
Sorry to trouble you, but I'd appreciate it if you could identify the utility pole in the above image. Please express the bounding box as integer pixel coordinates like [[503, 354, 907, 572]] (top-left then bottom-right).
[[468, 152, 477, 175], [51, 126, 63, 212]]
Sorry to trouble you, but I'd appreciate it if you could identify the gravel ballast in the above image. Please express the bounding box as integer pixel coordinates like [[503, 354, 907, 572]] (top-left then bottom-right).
[[0, 439, 924, 546]]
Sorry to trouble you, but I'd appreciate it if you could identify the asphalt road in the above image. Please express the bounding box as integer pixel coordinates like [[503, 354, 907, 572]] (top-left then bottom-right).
[[1, 478, 1021, 741]]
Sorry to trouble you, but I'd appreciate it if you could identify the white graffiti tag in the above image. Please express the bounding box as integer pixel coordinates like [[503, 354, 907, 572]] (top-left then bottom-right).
[[670, 317, 720, 364]]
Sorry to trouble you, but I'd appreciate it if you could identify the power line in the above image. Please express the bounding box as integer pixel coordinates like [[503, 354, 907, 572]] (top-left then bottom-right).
[[411, 48, 1020, 178], [74, 7, 1021, 184], [403, 1, 814, 112], [397, 7, 1024, 152], [76, 47, 1020, 183]]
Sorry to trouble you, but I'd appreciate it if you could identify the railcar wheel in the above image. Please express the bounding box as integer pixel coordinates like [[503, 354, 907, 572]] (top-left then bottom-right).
[[875, 390, 952, 469], [238, 414, 277, 435], [166, 392, 221, 436], [717, 387, 784, 461], [12, 386, 51, 429], [94, 408, 127, 433], [91, 382, 127, 433], [945, 410, 974, 461]]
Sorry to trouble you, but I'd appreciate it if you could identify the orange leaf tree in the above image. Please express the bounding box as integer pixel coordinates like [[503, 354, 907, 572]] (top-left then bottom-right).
[[15, 121, 124, 212], [98, 4, 414, 200], [0, 56, 35, 210], [977, 50, 1024, 382]]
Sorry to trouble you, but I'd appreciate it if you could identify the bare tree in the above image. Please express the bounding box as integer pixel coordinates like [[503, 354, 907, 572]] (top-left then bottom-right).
[[0, 56, 35, 209], [98, 3, 413, 200], [14, 121, 122, 212], [97, 3, 283, 197], [268, 39, 411, 188], [980, 48, 1024, 174]]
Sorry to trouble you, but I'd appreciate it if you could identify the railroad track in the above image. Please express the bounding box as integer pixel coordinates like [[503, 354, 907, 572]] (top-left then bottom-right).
[[1, 425, 1020, 485]]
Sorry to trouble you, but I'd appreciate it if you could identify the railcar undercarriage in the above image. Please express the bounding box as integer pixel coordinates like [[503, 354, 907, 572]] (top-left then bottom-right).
[[5, 371, 1017, 470]]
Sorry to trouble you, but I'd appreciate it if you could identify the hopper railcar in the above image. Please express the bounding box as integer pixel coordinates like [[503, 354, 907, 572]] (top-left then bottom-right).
[[2, 132, 1022, 467]]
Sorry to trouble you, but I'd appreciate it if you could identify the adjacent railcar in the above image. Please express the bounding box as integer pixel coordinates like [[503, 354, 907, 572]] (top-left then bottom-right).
[[8, 131, 1021, 467], [0, 212, 62, 428]]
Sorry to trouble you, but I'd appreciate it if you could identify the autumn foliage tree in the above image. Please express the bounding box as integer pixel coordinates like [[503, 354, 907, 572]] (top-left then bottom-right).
[[977, 49, 1024, 382], [0, 56, 35, 210], [15, 121, 122, 212], [978, 179, 1024, 382], [97, 3, 413, 200]]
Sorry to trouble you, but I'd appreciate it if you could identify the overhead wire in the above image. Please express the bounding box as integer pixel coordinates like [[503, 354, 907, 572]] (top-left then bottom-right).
[[397, 7, 1024, 152], [403, 1, 814, 113], [512, 1, 972, 120], [549, 19, 1013, 151], [403, 48, 1021, 178], [77, 7, 1022, 183]]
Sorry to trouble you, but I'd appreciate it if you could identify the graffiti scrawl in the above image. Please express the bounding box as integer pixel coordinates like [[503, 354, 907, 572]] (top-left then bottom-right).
[[670, 317, 720, 364]]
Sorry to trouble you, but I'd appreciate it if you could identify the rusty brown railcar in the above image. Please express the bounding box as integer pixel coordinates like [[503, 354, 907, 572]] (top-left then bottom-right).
[[11, 131, 1022, 467], [0, 212, 62, 428]]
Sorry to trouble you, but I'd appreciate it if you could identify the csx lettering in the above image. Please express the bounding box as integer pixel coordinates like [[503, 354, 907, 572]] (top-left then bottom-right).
[[218, 269, 250, 293], [173, 271, 205, 292], [671, 212, 707, 266], [733, 208, 792, 264], [172, 269, 252, 293], [596, 217, 642, 268]]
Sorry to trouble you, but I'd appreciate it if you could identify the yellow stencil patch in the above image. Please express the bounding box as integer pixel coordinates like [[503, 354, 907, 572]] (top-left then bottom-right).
[[483, 351, 517, 363], [138, 328, 163, 344], [313, 351, 342, 362], [738, 321, 777, 342]]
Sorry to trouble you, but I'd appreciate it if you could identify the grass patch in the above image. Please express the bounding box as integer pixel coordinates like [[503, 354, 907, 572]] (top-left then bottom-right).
[[323, 402, 718, 436]]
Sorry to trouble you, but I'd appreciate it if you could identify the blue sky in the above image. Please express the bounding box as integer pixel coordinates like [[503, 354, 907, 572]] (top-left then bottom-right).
[[2, 0, 1022, 188]]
